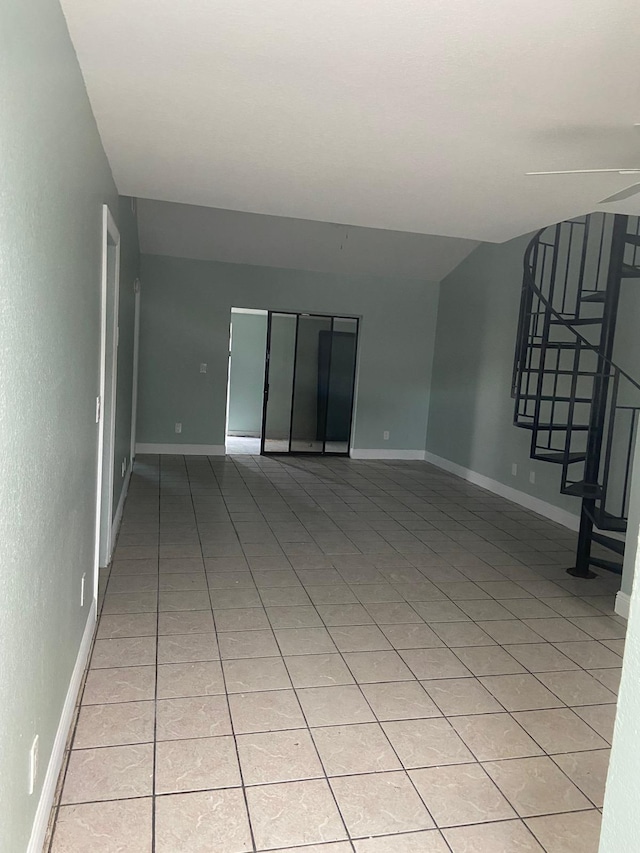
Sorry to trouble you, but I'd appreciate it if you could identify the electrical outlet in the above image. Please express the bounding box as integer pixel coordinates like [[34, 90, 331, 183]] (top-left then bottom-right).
[[28, 735, 39, 795], [121, 457, 127, 477], [383, 431, 390, 441], [511, 463, 518, 476], [175, 422, 182, 434], [80, 572, 86, 607], [529, 470, 536, 484], [199, 363, 208, 373]]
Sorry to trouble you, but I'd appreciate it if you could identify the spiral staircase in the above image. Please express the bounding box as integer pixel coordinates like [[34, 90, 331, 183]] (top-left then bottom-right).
[[512, 212, 640, 578]]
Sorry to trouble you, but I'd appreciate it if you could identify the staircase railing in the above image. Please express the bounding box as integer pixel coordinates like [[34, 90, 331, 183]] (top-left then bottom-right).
[[512, 212, 640, 578]]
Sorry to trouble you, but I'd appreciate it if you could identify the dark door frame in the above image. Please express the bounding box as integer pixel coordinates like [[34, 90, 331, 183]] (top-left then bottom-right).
[[260, 310, 360, 457]]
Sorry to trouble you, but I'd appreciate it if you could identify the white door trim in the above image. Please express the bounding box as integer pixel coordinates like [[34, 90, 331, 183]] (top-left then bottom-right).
[[130, 278, 141, 463], [94, 205, 121, 592]]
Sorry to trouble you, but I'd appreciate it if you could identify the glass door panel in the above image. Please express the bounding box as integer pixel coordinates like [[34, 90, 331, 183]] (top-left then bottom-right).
[[290, 315, 332, 452], [322, 318, 358, 454], [261, 311, 358, 456], [262, 312, 296, 453]]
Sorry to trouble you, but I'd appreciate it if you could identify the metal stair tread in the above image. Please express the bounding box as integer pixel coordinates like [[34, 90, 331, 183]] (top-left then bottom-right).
[[534, 452, 587, 464], [591, 531, 625, 556], [561, 480, 603, 498]]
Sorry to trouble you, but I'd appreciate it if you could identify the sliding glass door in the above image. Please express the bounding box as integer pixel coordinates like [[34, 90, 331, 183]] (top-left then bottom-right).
[[261, 312, 359, 455]]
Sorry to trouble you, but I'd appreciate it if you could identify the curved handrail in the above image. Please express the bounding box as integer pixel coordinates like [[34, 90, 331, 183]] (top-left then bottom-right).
[[521, 229, 640, 393]]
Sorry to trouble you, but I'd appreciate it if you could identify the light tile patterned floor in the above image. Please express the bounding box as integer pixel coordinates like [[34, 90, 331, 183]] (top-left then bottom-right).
[[46, 454, 626, 853]]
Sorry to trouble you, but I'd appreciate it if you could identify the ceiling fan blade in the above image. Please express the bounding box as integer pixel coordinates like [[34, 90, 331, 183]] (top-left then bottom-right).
[[600, 183, 640, 203], [526, 169, 640, 176]]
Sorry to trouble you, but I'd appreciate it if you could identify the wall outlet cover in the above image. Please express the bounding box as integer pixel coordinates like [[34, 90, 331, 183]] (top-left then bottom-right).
[[383, 431, 390, 440], [175, 422, 182, 434]]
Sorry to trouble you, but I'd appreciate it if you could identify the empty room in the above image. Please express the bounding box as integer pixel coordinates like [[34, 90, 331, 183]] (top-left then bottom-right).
[[3, 2, 640, 853]]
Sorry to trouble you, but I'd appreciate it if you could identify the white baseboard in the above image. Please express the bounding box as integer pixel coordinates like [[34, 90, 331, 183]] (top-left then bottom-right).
[[351, 449, 427, 461], [615, 591, 631, 620], [135, 443, 226, 455], [27, 600, 97, 853], [111, 464, 132, 551], [423, 450, 580, 531]]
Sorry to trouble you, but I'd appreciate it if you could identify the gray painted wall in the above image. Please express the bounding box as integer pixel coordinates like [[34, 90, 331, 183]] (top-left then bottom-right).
[[426, 234, 593, 516], [227, 312, 267, 436], [0, 3, 136, 849], [426, 226, 640, 590], [137, 254, 440, 452]]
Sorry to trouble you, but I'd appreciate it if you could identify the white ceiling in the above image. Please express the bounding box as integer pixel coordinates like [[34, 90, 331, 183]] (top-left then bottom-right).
[[137, 198, 479, 280], [61, 0, 640, 242]]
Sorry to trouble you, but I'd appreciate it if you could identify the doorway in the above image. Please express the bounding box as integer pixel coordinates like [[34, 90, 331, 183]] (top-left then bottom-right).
[[94, 205, 120, 592], [261, 312, 359, 455], [226, 308, 268, 454]]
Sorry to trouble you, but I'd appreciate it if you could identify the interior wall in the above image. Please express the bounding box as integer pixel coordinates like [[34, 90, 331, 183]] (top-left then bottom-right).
[[599, 432, 640, 850], [0, 1, 134, 850], [137, 254, 440, 453], [426, 233, 591, 517], [227, 311, 267, 436]]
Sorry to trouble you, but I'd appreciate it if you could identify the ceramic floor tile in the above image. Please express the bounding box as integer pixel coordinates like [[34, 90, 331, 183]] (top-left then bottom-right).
[[155, 788, 252, 853], [589, 667, 621, 694], [229, 689, 306, 733], [443, 820, 544, 852], [553, 641, 622, 669], [155, 735, 241, 793], [157, 633, 219, 663], [552, 749, 610, 807], [574, 704, 617, 742], [525, 810, 602, 853], [316, 603, 374, 625], [365, 602, 424, 624], [536, 670, 617, 706], [476, 620, 545, 645], [51, 798, 152, 853], [361, 680, 441, 721], [343, 650, 415, 683], [483, 756, 592, 817], [157, 661, 225, 698], [410, 763, 516, 828], [73, 701, 155, 749], [275, 627, 338, 655], [158, 572, 207, 591], [479, 674, 564, 711], [503, 643, 580, 673], [218, 629, 281, 659], [331, 771, 434, 836], [328, 625, 392, 652], [297, 685, 375, 726], [453, 646, 526, 676], [213, 607, 270, 631], [266, 605, 324, 628], [312, 722, 401, 775], [353, 831, 450, 852], [96, 613, 158, 639], [158, 611, 215, 635], [236, 729, 324, 784], [430, 622, 496, 648], [380, 623, 445, 649], [223, 656, 292, 692], [47, 458, 624, 853], [247, 779, 347, 849], [450, 713, 544, 760], [156, 695, 232, 740], [382, 717, 475, 768], [512, 708, 608, 753], [400, 648, 473, 680], [285, 653, 355, 688], [423, 678, 504, 716], [62, 744, 153, 804], [83, 666, 156, 705]]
